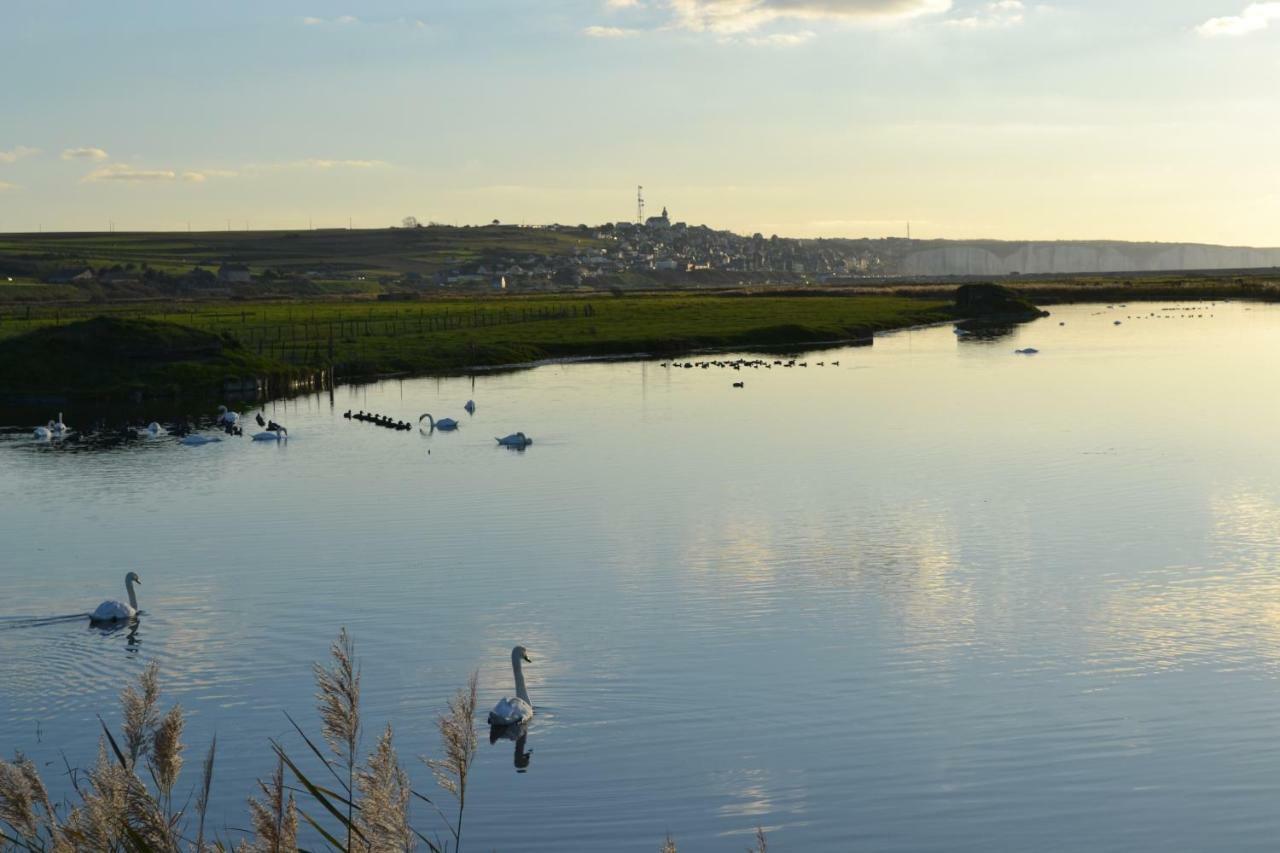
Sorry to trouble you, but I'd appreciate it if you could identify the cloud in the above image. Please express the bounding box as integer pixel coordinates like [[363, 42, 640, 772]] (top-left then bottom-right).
[[0, 181, 16, 191], [583, 24, 641, 36], [666, 0, 951, 33], [1196, 2, 1280, 36], [61, 147, 110, 161], [607, 0, 644, 7], [84, 164, 178, 183], [293, 158, 387, 169], [303, 14, 359, 25], [0, 146, 39, 164], [945, 0, 1024, 28], [744, 28, 817, 43]]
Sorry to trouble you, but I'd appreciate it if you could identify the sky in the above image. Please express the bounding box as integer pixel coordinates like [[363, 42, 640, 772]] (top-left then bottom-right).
[[1, 0, 1278, 244]]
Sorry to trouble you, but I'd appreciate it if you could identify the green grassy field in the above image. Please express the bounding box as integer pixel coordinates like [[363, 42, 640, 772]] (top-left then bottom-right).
[[0, 293, 955, 391]]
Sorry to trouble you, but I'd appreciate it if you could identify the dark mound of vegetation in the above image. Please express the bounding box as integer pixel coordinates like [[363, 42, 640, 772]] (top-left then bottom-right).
[[954, 283, 1048, 320], [0, 316, 287, 397]]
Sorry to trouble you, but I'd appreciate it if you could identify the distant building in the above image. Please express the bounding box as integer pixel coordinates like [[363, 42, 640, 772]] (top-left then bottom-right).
[[218, 263, 252, 283], [645, 206, 671, 230]]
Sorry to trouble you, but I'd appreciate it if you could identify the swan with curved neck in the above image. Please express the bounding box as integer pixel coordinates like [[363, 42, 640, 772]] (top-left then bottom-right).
[[420, 413, 460, 431], [91, 572, 141, 623], [488, 645, 534, 727]]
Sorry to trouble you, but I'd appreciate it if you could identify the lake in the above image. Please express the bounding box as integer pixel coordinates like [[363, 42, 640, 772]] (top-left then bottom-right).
[[4, 300, 1280, 851]]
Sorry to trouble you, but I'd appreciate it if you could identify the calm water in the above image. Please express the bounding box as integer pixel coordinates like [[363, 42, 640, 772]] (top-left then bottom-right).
[[4, 301, 1280, 851]]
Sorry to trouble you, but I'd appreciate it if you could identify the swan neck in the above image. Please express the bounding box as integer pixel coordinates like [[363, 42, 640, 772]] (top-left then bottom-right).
[[513, 656, 530, 704], [126, 578, 138, 611]]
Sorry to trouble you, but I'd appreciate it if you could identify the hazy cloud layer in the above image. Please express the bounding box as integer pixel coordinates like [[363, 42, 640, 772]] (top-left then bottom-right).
[[0, 181, 16, 191], [84, 164, 178, 182], [584, 24, 641, 36], [744, 28, 817, 43], [1197, 2, 1280, 36], [61, 147, 109, 161], [946, 0, 1024, 28], [0, 146, 40, 164], [666, 0, 952, 33], [292, 158, 387, 169], [303, 14, 359, 25]]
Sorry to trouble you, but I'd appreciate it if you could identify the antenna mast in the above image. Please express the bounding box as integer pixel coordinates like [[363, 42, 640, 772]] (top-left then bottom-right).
[[637, 185, 645, 224]]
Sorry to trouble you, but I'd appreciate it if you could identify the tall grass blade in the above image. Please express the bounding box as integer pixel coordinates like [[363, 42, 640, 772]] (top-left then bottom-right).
[[98, 716, 129, 770], [271, 741, 367, 847]]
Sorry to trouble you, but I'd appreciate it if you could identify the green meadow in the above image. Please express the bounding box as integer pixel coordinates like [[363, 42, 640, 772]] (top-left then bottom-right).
[[0, 294, 954, 394]]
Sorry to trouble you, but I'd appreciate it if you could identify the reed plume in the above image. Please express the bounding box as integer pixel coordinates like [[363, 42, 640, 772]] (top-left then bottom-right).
[[0, 751, 57, 844], [424, 672, 478, 853], [150, 704, 185, 807], [59, 740, 132, 851], [194, 735, 217, 853], [660, 833, 678, 853], [121, 661, 161, 768], [314, 627, 361, 848], [356, 724, 415, 852], [748, 826, 769, 853], [243, 755, 298, 853]]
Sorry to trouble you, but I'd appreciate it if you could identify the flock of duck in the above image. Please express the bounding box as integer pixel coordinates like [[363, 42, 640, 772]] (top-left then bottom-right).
[[345, 410, 414, 431], [661, 357, 839, 371], [344, 398, 533, 447]]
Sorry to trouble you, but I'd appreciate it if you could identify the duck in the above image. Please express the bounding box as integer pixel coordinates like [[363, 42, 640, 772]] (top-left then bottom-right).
[[256, 412, 267, 428], [488, 646, 534, 727], [496, 432, 533, 447], [343, 410, 352, 419], [464, 400, 476, 414], [420, 414, 459, 431], [732, 381, 744, 388], [90, 572, 141, 623], [1015, 348, 1040, 355]]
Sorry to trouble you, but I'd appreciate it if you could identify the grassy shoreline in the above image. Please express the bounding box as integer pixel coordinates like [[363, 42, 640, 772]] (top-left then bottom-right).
[[0, 293, 962, 402]]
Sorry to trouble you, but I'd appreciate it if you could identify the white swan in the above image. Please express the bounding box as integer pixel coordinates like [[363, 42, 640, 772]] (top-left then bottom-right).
[[488, 646, 534, 727], [464, 400, 476, 414], [52, 413, 69, 436], [252, 428, 287, 441], [145, 422, 166, 436], [216, 405, 239, 426], [420, 413, 459, 431], [91, 572, 141, 623], [180, 434, 222, 446], [33, 422, 53, 440], [496, 432, 532, 447]]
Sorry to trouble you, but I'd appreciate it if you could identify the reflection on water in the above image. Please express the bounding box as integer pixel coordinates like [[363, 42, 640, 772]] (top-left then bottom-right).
[[5, 302, 1280, 851]]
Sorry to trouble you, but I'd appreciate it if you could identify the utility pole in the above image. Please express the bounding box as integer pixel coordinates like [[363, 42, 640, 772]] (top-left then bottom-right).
[[636, 185, 645, 224]]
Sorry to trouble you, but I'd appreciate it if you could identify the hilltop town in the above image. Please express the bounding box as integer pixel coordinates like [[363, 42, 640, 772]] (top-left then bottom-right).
[[2, 209, 1277, 304]]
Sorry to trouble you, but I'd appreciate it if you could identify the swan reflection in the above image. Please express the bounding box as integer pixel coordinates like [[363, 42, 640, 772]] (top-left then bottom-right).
[[489, 723, 533, 773]]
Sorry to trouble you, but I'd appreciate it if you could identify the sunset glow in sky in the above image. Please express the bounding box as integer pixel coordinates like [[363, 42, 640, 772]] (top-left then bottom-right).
[[2, 1, 1278, 243]]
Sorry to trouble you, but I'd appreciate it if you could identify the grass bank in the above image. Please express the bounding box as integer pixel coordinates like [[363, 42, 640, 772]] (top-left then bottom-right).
[[0, 293, 957, 398]]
